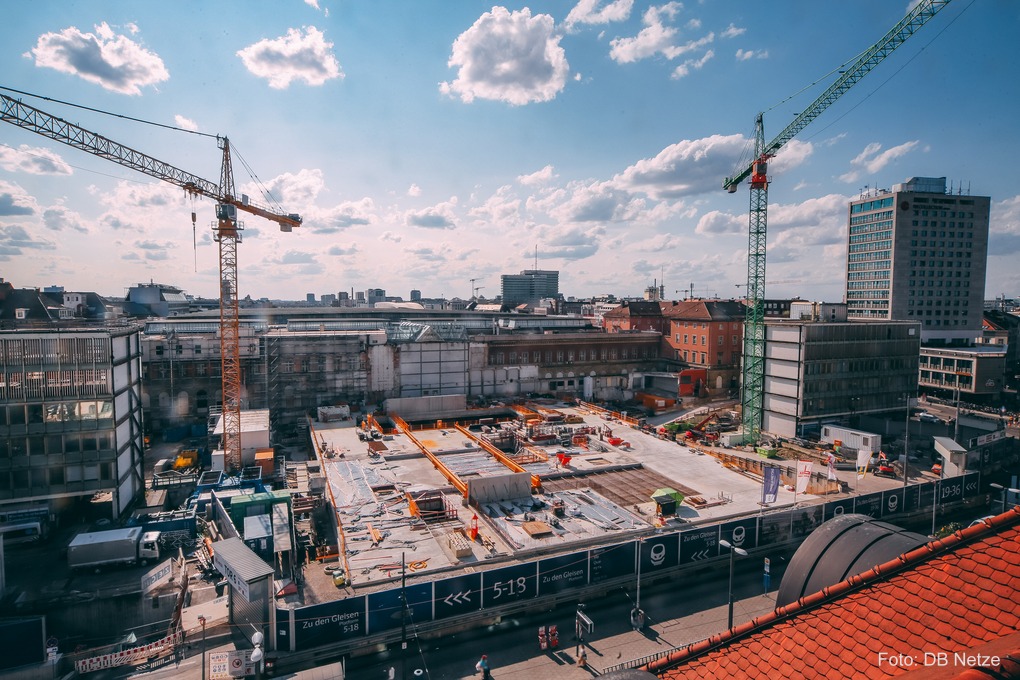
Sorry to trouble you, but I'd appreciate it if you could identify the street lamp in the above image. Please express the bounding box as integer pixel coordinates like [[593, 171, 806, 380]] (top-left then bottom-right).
[[719, 539, 748, 630], [250, 631, 264, 680], [197, 615, 207, 680], [902, 392, 913, 503], [989, 483, 1020, 514]]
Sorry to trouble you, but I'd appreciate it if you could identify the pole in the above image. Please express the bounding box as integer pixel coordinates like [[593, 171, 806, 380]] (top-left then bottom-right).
[[954, 379, 961, 443], [726, 545, 736, 629], [198, 616, 206, 680], [400, 552, 407, 680], [635, 540, 642, 611], [903, 393, 911, 500]]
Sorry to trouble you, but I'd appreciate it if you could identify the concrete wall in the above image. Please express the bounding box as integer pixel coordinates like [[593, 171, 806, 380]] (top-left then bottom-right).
[[384, 395, 467, 419], [466, 472, 532, 504], [398, 341, 469, 397]]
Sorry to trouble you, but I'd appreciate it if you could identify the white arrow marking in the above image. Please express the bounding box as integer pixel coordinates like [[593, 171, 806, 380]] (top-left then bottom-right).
[[443, 591, 472, 606]]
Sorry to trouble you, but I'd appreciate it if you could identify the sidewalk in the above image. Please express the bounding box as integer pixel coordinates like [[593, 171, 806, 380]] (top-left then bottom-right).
[[488, 591, 778, 679]]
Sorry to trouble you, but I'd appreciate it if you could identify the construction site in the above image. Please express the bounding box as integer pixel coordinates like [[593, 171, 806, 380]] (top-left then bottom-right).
[[281, 397, 863, 606]]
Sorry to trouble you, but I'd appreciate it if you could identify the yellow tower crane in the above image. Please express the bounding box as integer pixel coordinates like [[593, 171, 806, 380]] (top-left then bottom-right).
[[1, 92, 301, 472]]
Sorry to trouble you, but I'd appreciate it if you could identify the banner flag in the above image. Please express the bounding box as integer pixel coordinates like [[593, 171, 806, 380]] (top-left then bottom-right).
[[763, 466, 782, 505], [826, 452, 838, 481], [856, 448, 872, 479], [796, 460, 813, 495]]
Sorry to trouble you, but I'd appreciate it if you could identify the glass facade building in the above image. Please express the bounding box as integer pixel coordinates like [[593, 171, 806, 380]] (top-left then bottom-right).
[[0, 327, 145, 518]]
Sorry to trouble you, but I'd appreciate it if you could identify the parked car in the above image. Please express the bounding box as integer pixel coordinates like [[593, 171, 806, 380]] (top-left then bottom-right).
[[919, 412, 943, 424]]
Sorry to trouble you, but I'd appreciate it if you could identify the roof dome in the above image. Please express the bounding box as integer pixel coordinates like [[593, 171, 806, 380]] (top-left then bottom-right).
[[776, 513, 927, 608]]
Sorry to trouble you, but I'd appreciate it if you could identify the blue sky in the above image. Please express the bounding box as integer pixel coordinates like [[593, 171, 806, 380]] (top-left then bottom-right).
[[1, 0, 1016, 303]]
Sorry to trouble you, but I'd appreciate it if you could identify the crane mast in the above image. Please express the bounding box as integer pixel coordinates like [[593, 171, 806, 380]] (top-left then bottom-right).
[[723, 0, 952, 444], [1, 92, 301, 471]]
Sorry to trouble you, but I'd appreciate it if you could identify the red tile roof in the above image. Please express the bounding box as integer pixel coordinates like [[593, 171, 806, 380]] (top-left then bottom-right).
[[646, 507, 1020, 679]]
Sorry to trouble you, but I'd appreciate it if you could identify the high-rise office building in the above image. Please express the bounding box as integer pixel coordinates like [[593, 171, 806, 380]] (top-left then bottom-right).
[[844, 177, 989, 342], [500, 270, 559, 304]]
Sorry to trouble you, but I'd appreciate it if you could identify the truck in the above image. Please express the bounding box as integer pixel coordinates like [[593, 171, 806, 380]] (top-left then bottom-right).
[[67, 527, 161, 571]]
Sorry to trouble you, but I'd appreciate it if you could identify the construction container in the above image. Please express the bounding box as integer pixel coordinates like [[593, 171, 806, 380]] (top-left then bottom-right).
[[255, 448, 275, 477], [243, 514, 273, 562], [820, 426, 881, 454]]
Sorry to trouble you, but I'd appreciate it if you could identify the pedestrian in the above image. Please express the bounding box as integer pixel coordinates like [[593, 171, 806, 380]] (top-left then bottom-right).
[[476, 654, 492, 679]]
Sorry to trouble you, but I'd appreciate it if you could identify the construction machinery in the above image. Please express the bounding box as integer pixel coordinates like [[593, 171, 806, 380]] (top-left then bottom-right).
[[723, 1, 952, 444], [0, 92, 301, 471]]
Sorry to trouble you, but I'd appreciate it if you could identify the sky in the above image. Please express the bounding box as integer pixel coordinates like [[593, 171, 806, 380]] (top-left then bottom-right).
[[0, 0, 1017, 303]]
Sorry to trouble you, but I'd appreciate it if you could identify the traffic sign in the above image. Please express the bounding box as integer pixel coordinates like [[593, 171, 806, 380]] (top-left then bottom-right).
[[763, 557, 770, 574], [433, 573, 481, 621], [576, 609, 594, 635]]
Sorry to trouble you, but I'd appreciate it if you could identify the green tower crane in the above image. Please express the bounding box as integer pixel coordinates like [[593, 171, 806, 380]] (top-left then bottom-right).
[[724, 0, 953, 444]]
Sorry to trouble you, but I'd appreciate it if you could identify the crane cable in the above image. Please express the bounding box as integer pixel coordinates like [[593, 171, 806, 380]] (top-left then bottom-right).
[[795, 0, 975, 145], [727, 0, 974, 181], [0, 84, 218, 139], [0, 83, 291, 207]]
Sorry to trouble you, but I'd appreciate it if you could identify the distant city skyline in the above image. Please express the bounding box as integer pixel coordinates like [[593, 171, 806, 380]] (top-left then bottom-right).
[[1, 2, 1017, 302]]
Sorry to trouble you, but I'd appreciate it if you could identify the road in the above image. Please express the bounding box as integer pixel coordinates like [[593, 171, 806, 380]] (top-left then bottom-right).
[[348, 550, 792, 680]]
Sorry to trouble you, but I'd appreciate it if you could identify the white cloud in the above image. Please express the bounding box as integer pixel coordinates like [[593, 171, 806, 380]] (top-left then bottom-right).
[[307, 197, 375, 234], [270, 250, 319, 265], [518, 165, 558, 186], [695, 210, 743, 234], [250, 169, 325, 206], [405, 198, 459, 229], [839, 140, 920, 183], [541, 225, 604, 260], [548, 180, 645, 223], [770, 139, 814, 175], [469, 186, 522, 226], [0, 224, 54, 260], [613, 133, 747, 199], [90, 180, 187, 232], [328, 244, 359, 257], [721, 24, 745, 39], [609, 3, 683, 63], [42, 203, 89, 233], [237, 27, 343, 89], [735, 48, 768, 61], [0, 144, 73, 175], [26, 22, 169, 95], [671, 49, 714, 79], [564, 0, 634, 30], [174, 115, 199, 131], [0, 180, 39, 216], [304, 0, 321, 8], [407, 184, 422, 197], [440, 7, 569, 106], [988, 195, 1020, 255]]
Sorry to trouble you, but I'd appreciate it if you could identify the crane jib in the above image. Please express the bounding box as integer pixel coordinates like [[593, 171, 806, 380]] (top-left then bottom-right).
[[724, 0, 952, 192]]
